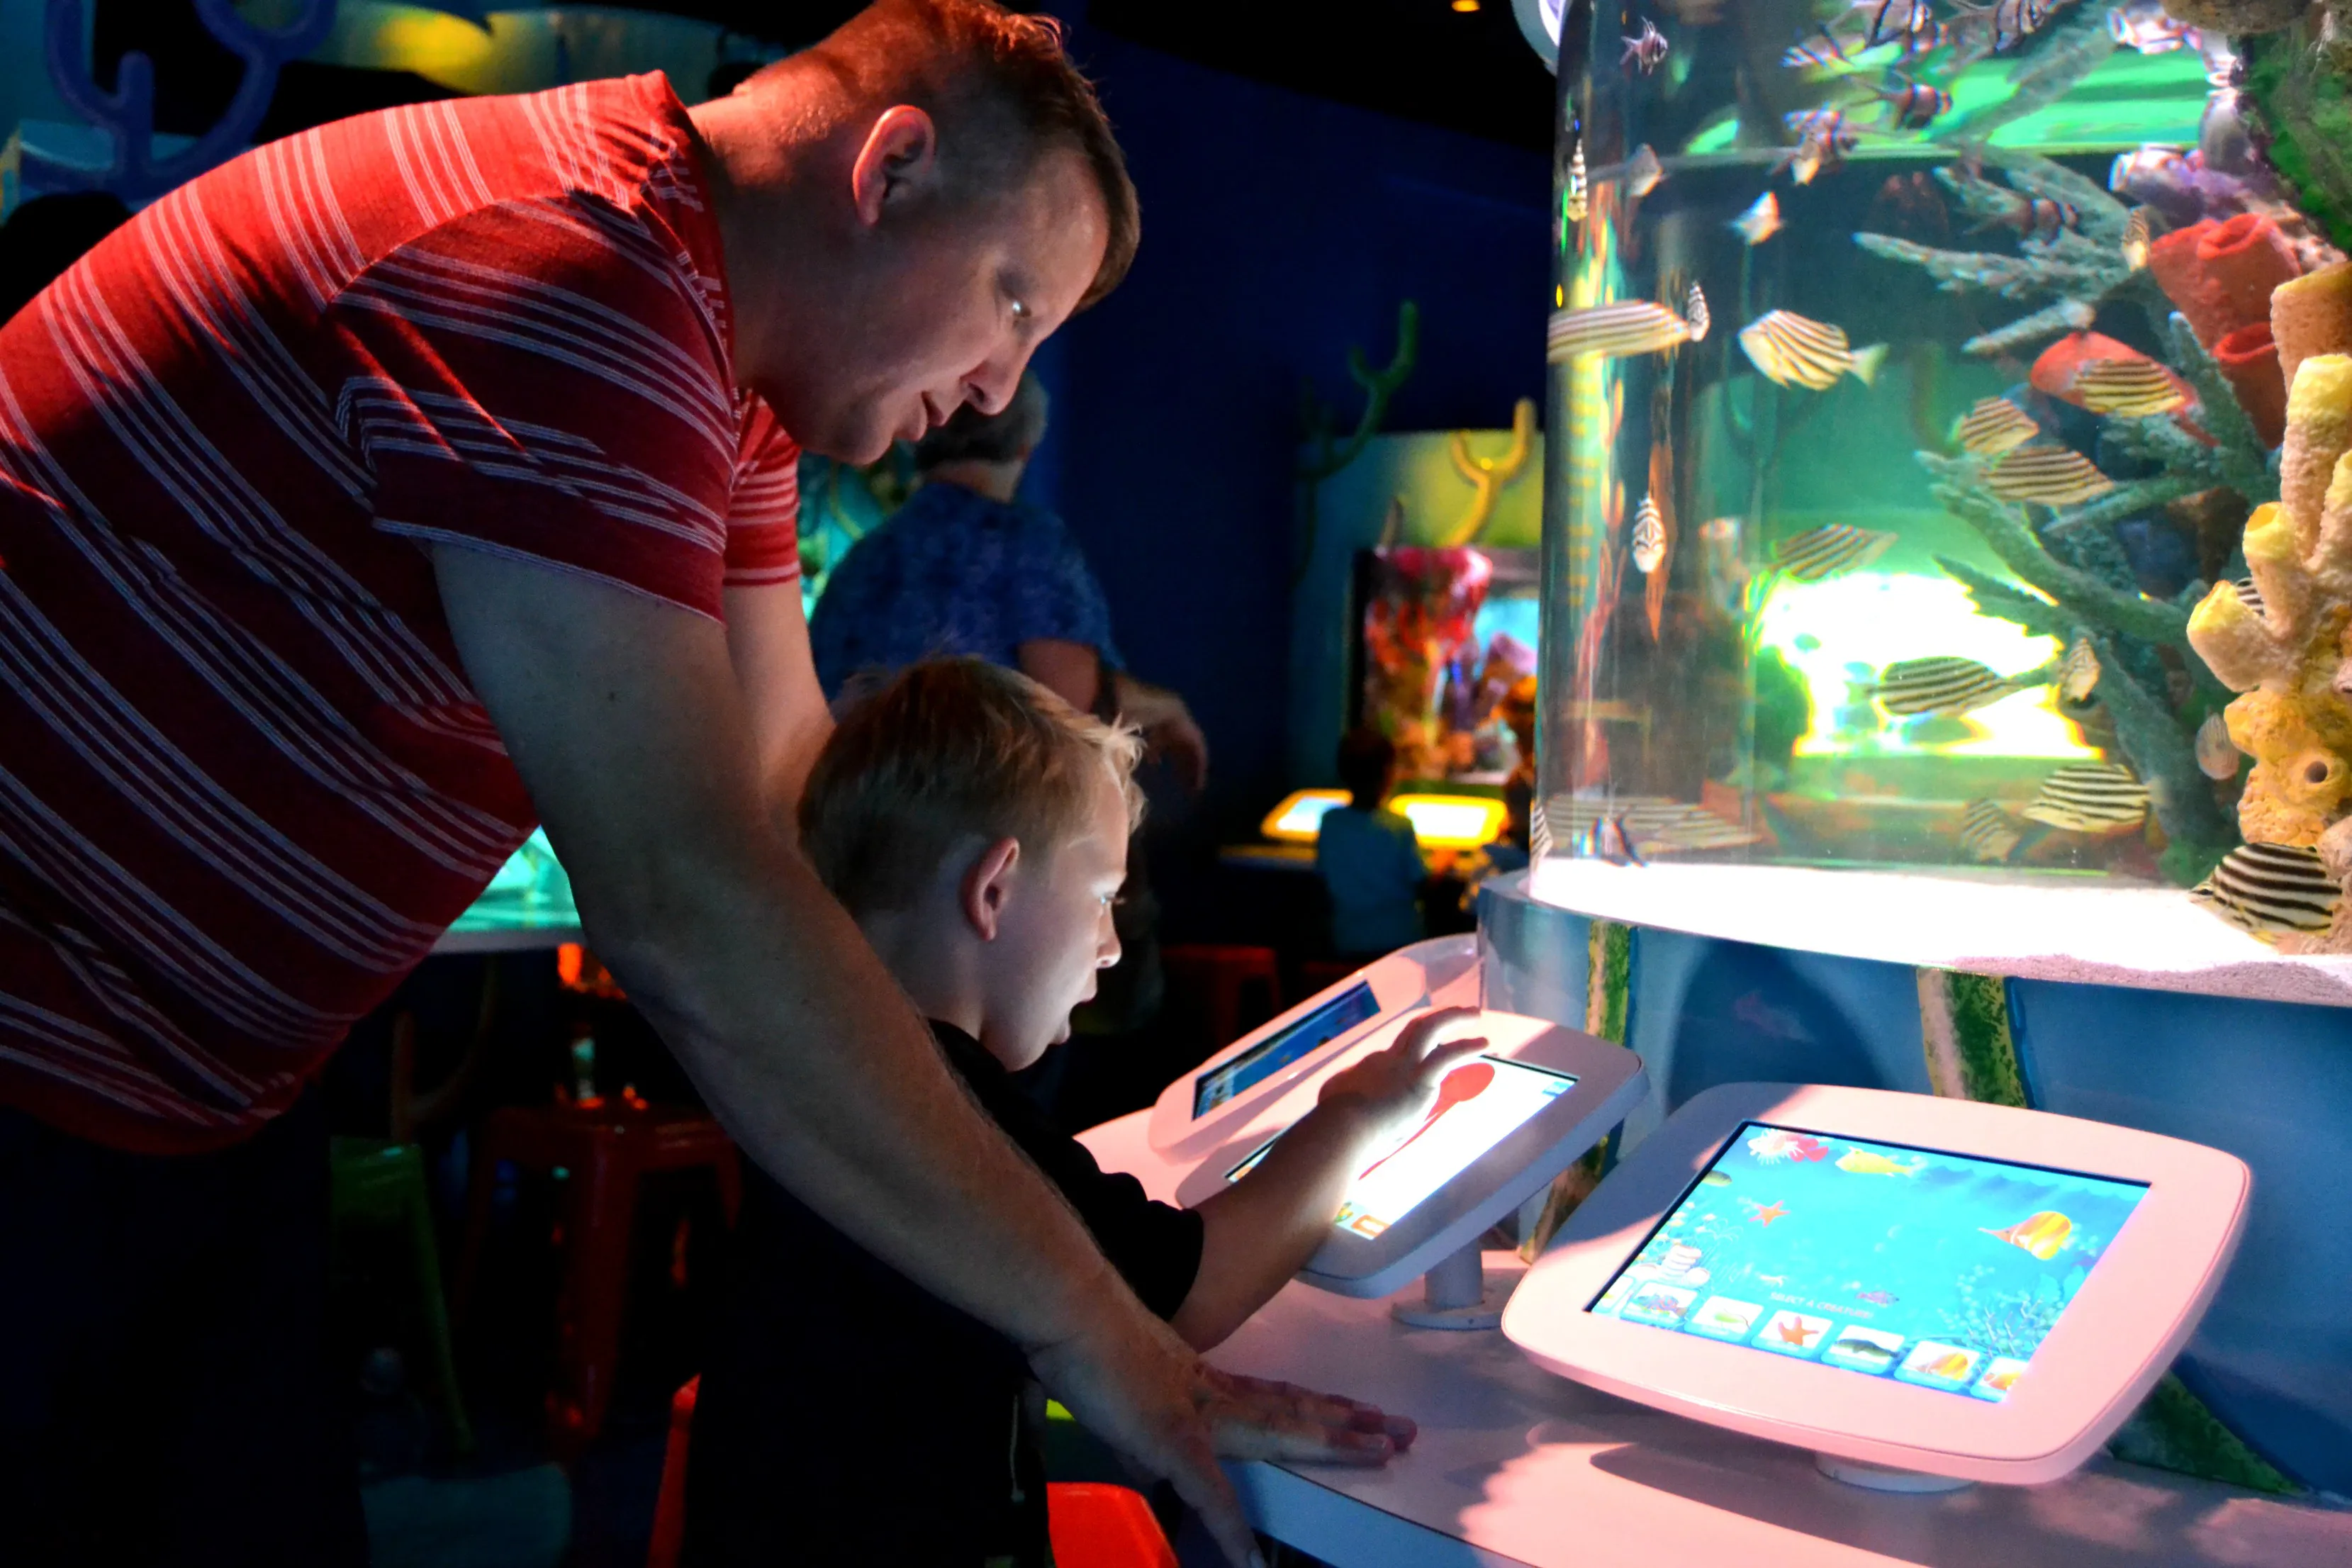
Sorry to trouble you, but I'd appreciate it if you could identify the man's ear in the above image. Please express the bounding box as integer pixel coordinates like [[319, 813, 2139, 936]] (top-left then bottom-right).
[[850, 105, 939, 228], [959, 836, 1021, 941]]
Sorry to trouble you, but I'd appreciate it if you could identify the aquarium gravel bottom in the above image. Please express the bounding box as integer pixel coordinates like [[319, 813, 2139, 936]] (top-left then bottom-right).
[[1528, 861, 2352, 1009]]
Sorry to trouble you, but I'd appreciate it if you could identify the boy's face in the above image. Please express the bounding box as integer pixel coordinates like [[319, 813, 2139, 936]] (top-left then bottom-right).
[[977, 768, 1129, 1071]]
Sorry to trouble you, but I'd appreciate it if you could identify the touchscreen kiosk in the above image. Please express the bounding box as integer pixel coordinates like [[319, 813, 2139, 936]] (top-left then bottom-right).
[[1146, 936, 1479, 1158], [1176, 1012, 1647, 1327], [1502, 1083, 2250, 1488]]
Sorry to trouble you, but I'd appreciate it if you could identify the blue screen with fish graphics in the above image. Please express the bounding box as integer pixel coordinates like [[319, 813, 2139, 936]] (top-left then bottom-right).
[[1588, 1123, 2147, 1401]]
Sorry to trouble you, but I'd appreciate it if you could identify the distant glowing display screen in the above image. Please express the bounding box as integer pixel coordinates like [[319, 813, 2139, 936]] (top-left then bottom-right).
[[1396, 799, 1500, 845], [1590, 1123, 2146, 1401], [1271, 793, 1345, 837], [1227, 1055, 1575, 1238], [1192, 982, 1381, 1118]]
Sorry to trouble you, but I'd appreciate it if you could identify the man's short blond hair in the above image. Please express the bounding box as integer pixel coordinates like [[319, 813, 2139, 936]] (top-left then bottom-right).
[[750, 0, 1138, 309], [800, 659, 1143, 916]]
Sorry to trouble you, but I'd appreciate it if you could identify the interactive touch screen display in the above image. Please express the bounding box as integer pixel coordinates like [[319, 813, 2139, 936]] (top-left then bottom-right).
[[1589, 1123, 2148, 1401], [1192, 982, 1382, 1118], [1227, 1055, 1576, 1238]]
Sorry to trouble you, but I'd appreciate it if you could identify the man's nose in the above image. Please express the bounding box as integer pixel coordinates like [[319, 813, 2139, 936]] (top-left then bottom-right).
[[964, 349, 1031, 417]]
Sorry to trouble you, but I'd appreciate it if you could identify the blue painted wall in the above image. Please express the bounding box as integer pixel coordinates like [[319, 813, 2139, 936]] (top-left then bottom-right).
[[1032, 18, 1551, 929]]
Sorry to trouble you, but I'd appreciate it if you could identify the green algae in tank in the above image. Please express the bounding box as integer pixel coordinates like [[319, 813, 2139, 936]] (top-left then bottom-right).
[[1531, 0, 2352, 897]]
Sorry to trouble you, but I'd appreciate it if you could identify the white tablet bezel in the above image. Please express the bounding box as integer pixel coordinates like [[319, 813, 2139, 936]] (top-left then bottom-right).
[[1146, 935, 1480, 1158], [1175, 1017, 1648, 1299], [1500, 1082, 2251, 1484]]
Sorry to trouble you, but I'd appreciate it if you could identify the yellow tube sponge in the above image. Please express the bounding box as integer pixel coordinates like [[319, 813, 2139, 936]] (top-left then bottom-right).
[[2280, 354, 2352, 554]]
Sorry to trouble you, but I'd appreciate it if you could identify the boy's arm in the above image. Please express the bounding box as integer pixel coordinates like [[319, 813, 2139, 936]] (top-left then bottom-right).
[[1170, 1009, 1489, 1350]]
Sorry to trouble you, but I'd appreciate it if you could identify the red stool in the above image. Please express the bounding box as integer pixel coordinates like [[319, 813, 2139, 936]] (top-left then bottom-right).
[[454, 1104, 741, 1456], [1161, 943, 1282, 1051], [645, 1377, 1175, 1568]]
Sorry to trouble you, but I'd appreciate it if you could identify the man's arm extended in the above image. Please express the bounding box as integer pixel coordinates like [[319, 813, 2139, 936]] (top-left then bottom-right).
[[431, 547, 1389, 1564], [723, 582, 834, 823]]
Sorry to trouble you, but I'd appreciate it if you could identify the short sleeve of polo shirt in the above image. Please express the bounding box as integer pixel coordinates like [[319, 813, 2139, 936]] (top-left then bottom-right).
[[316, 191, 793, 620], [1005, 508, 1123, 671]]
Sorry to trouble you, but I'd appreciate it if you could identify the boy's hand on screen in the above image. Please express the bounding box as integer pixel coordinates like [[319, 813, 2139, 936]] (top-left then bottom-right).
[[1316, 1004, 1489, 1134]]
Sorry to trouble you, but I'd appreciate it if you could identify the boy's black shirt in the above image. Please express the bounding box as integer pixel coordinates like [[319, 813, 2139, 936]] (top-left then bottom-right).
[[683, 1021, 1206, 1567]]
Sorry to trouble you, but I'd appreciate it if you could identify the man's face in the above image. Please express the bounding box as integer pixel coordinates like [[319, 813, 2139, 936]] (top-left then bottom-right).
[[975, 768, 1128, 1073], [788, 145, 1107, 464]]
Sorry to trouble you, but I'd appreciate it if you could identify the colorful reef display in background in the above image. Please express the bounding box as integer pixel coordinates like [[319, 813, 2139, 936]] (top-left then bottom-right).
[[1538, 0, 2352, 943]]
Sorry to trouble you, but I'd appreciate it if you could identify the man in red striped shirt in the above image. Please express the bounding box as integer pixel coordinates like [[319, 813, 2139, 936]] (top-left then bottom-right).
[[0, 4, 1395, 1562]]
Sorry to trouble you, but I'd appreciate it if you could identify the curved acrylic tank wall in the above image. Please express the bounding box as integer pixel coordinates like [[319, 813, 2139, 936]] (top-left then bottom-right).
[[1529, 0, 2352, 967]]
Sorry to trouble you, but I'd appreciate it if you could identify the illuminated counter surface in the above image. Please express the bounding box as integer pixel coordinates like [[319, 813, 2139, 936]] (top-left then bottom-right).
[[1530, 858, 2352, 1011], [1077, 1109, 2352, 1567]]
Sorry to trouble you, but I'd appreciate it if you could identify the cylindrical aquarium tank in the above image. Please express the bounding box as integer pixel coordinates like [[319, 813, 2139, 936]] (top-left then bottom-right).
[[1531, 0, 2352, 968]]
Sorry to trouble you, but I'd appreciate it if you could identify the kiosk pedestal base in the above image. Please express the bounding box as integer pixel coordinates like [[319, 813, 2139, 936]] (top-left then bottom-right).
[[1389, 1242, 1513, 1330], [1815, 1452, 1976, 1493]]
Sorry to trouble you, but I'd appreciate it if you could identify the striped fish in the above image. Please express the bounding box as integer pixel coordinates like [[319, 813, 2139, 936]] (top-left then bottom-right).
[[2056, 637, 2101, 702], [1547, 796, 1766, 855], [1547, 282, 1709, 363], [1985, 445, 2115, 507], [2121, 206, 2154, 270], [2191, 842, 2343, 939], [1772, 523, 1898, 581], [2072, 357, 2188, 418], [2232, 577, 2264, 616], [1738, 310, 1887, 391], [1871, 656, 2033, 717], [1953, 396, 2039, 457], [1566, 142, 1589, 223], [1632, 495, 1667, 574], [1957, 800, 2022, 863], [2022, 762, 2150, 832]]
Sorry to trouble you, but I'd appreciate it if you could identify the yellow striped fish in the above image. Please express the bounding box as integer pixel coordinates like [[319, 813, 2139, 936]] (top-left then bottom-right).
[[1737, 310, 1887, 391], [2231, 577, 2263, 616], [1985, 445, 2115, 507], [1957, 800, 2022, 863], [1772, 523, 1897, 582], [1871, 656, 2034, 717], [2190, 842, 2342, 940], [2056, 637, 2101, 702], [1953, 396, 2040, 457], [2022, 763, 2149, 832], [2121, 206, 2154, 270], [2072, 357, 2188, 418], [1547, 282, 1709, 363]]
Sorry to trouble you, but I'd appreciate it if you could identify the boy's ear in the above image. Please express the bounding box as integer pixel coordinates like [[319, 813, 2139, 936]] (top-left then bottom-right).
[[959, 836, 1023, 941]]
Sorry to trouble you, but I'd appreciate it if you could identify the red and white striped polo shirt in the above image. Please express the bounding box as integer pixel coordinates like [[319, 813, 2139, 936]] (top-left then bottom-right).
[[0, 74, 800, 1152]]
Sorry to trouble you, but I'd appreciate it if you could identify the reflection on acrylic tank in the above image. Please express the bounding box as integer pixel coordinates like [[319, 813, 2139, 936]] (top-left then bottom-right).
[[1535, 0, 2352, 951], [1591, 1122, 2147, 1402]]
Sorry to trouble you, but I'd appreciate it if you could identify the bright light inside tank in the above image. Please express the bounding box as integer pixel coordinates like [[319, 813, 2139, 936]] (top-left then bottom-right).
[[1759, 573, 2096, 761]]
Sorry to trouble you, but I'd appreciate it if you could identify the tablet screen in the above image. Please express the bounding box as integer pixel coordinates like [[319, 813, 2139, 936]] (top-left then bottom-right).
[[1588, 1122, 2148, 1401], [1192, 981, 1382, 1117], [1226, 1055, 1577, 1238]]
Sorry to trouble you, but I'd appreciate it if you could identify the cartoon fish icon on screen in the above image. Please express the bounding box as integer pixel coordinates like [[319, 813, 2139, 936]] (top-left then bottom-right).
[[1746, 1128, 1829, 1163], [1981, 1210, 2074, 1260], [1835, 1149, 1924, 1177]]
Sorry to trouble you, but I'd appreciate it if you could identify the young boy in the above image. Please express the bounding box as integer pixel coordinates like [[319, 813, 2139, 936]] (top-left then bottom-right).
[[1316, 727, 1430, 963], [685, 659, 1486, 1567]]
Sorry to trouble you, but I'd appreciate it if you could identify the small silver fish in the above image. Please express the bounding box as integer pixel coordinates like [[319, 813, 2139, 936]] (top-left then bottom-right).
[[2196, 712, 2240, 779], [1985, 444, 2115, 507], [1730, 191, 1783, 246], [2056, 637, 2101, 703], [2022, 763, 2150, 832], [1782, 28, 1854, 71], [1623, 18, 1669, 74], [1867, 72, 1951, 130], [1781, 108, 1857, 186], [2108, 0, 2198, 54], [1567, 142, 1589, 223], [1871, 656, 2034, 717], [1773, 523, 1897, 581], [1633, 495, 1667, 575], [1954, 396, 2039, 456], [1960, 0, 2051, 52], [2073, 357, 2188, 418], [1547, 283, 1709, 363], [1622, 144, 1664, 198], [1740, 310, 1888, 391], [1957, 800, 2022, 863], [2191, 842, 2342, 939], [1866, 0, 1935, 45]]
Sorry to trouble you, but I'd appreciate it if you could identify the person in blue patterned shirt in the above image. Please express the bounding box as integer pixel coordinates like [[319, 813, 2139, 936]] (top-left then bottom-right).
[[810, 371, 1207, 788]]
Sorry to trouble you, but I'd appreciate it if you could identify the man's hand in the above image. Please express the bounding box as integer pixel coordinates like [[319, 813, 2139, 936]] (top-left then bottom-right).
[[1029, 1313, 1411, 1568]]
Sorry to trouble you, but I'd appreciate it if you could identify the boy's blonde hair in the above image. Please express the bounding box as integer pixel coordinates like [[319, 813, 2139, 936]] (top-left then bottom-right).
[[800, 658, 1143, 916]]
